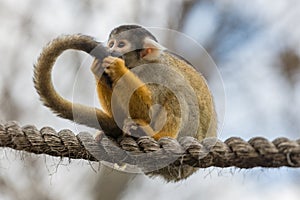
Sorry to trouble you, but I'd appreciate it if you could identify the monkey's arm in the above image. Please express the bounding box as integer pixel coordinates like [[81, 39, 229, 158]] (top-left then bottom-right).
[[91, 59, 113, 116], [92, 56, 155, 137]]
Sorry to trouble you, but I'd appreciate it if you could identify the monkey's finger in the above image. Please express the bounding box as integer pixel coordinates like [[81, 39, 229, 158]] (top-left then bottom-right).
[[103, 56, 117, 62], [104, 56, 122, 64], [102, 57, 117, 68], [103, 68, 111, 74], [102, 62, 112, 68], [91, 62, 104, 76]]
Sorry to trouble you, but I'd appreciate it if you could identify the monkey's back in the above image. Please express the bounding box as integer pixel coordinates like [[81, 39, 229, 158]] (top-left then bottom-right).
[[131, 52, 217, 140], [167, 53, 217, 139]]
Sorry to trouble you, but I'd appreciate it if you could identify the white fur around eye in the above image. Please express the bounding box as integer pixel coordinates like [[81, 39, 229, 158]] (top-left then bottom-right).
[[119, 40, 131, 52], [108, 39, 132, 54]]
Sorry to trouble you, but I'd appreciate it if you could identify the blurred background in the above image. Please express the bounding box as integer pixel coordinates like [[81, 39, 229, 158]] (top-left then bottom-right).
[[0, 0, 300, 199]]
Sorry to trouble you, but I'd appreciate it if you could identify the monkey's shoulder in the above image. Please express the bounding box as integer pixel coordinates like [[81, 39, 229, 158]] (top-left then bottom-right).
[[165, 50, 193, 66]]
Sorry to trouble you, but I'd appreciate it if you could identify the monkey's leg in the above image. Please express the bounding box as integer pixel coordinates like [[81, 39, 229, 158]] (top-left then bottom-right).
[[123, 116, 180, 140], [101, 57, 180, 140], [101, 57, 159, 138]]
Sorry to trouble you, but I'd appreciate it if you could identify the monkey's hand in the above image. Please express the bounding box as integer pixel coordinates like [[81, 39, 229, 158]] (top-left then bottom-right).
[[102, 56, 128, 84], [90, 59, 103, 79]]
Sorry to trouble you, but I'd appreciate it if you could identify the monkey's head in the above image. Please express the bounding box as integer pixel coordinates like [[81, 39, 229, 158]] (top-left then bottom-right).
[[107, 25, 165, 67]]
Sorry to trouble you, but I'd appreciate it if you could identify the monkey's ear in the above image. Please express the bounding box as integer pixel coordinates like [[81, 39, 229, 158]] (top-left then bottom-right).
[[140, 38, 166, 61]]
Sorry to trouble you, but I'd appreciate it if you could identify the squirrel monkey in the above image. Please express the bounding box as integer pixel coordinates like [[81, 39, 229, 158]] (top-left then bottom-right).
[[34, 25, 217, 181], [91, 25, 217, 140]]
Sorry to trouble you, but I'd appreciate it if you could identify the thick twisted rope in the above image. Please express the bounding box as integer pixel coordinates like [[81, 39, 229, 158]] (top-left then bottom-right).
[[1, 121, 300, 169]]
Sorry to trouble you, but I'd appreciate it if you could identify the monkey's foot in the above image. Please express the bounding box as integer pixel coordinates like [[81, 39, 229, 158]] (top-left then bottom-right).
[[94, 130, 105, 143], [123, 119, 148, 138]]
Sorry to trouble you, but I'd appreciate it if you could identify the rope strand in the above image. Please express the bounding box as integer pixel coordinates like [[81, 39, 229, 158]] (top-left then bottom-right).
[[1, 121, 300, 169]]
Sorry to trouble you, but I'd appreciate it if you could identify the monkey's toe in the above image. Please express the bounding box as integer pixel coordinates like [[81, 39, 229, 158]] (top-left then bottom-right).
[[94, 130, 105, 143], [123, 120, 147, 138]]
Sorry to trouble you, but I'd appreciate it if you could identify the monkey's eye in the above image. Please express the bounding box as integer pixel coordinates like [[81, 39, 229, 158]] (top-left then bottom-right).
[[108, 41, 114, 48], [118, 41, 126, 48]]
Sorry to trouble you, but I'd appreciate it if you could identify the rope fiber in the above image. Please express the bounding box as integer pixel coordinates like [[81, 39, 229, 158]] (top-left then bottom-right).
[[1, 121, 300, 169]]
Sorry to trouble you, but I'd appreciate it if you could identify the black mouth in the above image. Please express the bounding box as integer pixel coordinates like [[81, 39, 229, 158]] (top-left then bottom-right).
[[110, 51, 123, 58]]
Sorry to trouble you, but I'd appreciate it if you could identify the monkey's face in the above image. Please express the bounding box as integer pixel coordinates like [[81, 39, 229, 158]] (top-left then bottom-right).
[[107, 34, 143, 68], [107, 29, 164, 68], [107, 35, 133, 55]]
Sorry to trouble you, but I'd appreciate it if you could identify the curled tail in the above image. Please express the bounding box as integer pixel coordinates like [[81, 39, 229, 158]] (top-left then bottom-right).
[[34, 34, 119, 134]]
